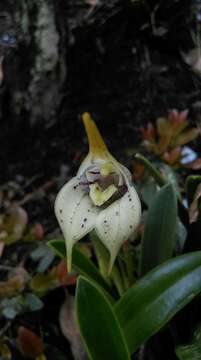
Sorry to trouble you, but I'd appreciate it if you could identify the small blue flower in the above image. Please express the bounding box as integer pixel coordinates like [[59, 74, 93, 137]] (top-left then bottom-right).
[[181, 146, 197, 165]]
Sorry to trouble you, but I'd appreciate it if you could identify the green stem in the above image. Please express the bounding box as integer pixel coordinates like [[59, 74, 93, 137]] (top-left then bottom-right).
[[117, 257, 130, 291], [123, 244, 136, 286], [110, 267, 125, 297], [135, 153, 167, 187]]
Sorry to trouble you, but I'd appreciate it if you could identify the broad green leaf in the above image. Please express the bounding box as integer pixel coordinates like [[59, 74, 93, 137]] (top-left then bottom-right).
[[115, 251, 201, 355], [161, 164, 180, 197], [176, 326, 201, 360], [141, 181, 158, 207], [76, 276, 130, 360], [140, 183, 177, 275], [48, 239, 115, 298]]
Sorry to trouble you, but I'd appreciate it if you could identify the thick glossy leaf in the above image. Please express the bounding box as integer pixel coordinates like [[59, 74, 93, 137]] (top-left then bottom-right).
[[141, 181, 158, 207], [176, 326, 201, 360], [76, 276, 130, 360], [48, 239, 115, 298], [140, 183, 177, 275], [115, 251, 201, 355]]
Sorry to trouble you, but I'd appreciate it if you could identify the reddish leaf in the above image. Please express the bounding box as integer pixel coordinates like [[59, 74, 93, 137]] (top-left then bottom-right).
[[163, 147, 182, 165], [132, 160, 145, 181], [185, 157, 201, 170], [18, 327, 44, 358], [169, 109, 188, 125], [31, 223, 44, 240], [56, 260, 77, 286], [140, 123, 156, 141]]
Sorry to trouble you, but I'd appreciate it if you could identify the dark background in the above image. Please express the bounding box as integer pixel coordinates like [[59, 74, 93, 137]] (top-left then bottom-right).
[[0, 0, 200, 182]]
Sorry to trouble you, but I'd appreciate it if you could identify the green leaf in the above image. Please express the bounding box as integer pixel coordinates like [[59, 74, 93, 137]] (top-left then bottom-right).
[[141, 181, 158, 207], [161, 164, 180, 198], [48, 239, 115, 298], [140, 183, 177, 275], [115, 251, 201, 355], [176, 326, 201, 360], [76, 276, 130, 360]]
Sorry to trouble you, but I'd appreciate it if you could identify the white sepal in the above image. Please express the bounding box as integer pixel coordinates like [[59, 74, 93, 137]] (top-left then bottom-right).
[[95, 183, 141, 273], [54, 177, 99, 270]]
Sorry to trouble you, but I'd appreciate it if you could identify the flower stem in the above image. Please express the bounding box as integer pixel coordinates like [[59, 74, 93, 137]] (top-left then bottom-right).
[[135, 153, 166, 187]]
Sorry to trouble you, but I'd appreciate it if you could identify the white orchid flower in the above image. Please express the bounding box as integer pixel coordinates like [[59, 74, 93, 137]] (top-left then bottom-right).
[[55, 113, 141, 273]]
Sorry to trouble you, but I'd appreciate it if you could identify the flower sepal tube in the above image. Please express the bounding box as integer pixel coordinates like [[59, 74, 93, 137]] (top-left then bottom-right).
[[55, 113, 141, 273]]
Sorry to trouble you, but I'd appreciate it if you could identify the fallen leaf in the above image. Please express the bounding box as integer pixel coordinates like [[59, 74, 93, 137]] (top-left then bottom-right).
[[0, 338, 12, 359], [0, 277, 25, 298], [1, 205, 28, 245], [189, 183, 201, 223], [59, 293, 86, 360], [30, 270, 58, 293], [18, 327, 44, 358]]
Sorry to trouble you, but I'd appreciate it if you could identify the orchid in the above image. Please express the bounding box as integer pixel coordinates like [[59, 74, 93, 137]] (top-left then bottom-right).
[[55, 113, 141, 273]]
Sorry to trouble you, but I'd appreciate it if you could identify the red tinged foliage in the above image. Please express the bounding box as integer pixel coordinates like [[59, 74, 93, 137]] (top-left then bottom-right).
[[18, 327, 44, 358], [56, 260, 77, 286]]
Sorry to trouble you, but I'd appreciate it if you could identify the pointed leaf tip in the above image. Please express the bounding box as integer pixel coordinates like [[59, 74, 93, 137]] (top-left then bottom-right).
[[82, 112, 109, 158]]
